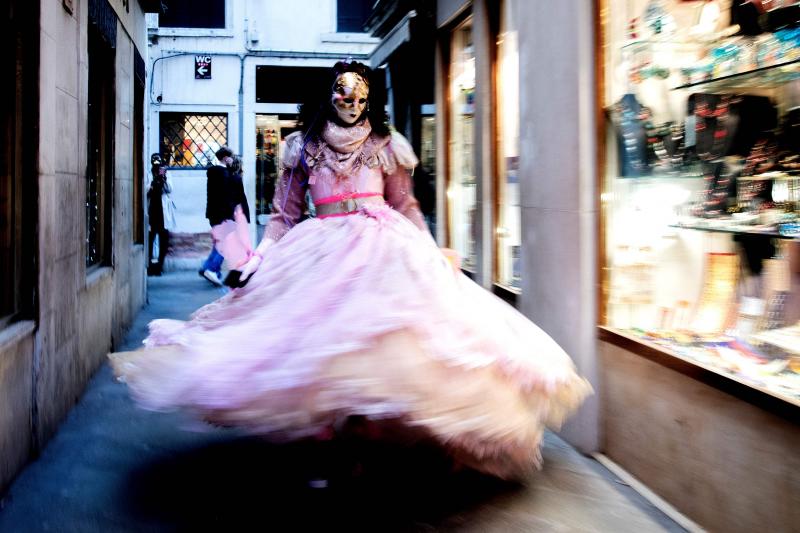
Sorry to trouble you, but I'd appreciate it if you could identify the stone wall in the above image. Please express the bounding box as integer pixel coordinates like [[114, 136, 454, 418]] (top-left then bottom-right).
[[0, 0, 148, 492]]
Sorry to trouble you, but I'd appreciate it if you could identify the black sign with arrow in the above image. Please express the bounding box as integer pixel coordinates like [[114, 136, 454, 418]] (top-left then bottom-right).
[[195, 55, 212, 79]]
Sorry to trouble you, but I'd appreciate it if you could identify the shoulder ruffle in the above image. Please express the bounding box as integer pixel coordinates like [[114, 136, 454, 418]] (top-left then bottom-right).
[[280, 131, 305, 169]]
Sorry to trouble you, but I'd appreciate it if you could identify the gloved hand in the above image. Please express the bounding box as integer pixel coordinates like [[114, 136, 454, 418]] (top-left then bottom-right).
[[239, 253, 263, 281]]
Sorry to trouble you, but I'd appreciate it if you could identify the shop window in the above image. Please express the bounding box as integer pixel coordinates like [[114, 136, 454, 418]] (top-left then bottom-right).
[[255, 115, 281, 224], [254, 114, 305, 239], [86, 24, 115, 268], [419, 114, 437, 233], [601, 1, 800, 402], [337, 0, 372, 32], [448, 18, 477, 271], [495, 0, 521, 290], [158, 0, 225, 29], [133, 49, 145, 245], [0, 0, 36, 325], [159, 113, 228, 168]]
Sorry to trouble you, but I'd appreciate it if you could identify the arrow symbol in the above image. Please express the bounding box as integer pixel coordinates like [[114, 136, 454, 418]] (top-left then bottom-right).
[[197, 65, 208, 76]]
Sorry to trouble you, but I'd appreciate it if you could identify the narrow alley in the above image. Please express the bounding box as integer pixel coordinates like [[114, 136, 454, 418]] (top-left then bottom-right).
[[0, 272, 681, 532]]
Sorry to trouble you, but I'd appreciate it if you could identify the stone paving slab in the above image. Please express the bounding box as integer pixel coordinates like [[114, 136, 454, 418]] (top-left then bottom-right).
[[0, 271, 683, 532]]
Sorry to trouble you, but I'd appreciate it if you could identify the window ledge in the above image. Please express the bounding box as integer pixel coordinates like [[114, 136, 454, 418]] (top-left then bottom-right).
[[0, 320, 36, 351], [598, 325, 800, 417], [492, 283, 520, 306], [321, 32, 380, 45], [150, 27, 235, 38], [86, 265, 113, 288]]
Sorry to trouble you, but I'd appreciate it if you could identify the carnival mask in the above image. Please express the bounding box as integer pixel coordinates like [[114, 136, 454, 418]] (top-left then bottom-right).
[[331, 72, 369, 125]]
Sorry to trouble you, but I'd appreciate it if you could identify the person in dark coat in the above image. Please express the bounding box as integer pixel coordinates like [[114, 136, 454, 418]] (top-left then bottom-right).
[[147, 154, 171, 276], [199, 146, 250, 286]]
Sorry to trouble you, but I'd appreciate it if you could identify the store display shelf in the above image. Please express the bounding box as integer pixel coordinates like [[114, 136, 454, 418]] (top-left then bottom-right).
[[672, 58, 800, 92], [738, 172, 799, 181], [669, 220, 799, 239], [752, 324, 800, 356], [620, 39, 698, 51], [616, 172, 703, 180], [600, 326, 800, 408]]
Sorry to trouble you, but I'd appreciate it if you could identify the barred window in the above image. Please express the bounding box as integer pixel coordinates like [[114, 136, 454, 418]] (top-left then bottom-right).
[[160, 113, 228, 169]]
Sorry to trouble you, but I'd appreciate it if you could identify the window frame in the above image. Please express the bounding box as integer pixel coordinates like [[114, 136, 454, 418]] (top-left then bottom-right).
[[336, 0, 373, 33], [492, 0, 522, 293], [133, 50, 145, 246], [445, 14, 478, 273], [0, 0, 38, 328], [85, 25, 116, 270], [152, 0, 233, 37]]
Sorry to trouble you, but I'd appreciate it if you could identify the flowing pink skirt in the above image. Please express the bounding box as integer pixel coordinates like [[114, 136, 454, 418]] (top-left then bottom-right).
[[110, 205, 590, 479]]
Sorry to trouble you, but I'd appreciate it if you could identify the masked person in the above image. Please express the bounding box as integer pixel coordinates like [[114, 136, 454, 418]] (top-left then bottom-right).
[[111, 62, 590, 483]]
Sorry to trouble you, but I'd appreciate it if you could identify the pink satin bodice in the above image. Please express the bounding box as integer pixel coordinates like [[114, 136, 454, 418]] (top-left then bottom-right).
[[264, 122, 427, 241]]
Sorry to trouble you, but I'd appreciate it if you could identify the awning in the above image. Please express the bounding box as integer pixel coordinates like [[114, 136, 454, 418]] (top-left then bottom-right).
[[370, 10, 417, 69]]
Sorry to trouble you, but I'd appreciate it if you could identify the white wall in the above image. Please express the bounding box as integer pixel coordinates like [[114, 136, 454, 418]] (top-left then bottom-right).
[[247, 0, 377, 55], [147, 0, 377, 237]]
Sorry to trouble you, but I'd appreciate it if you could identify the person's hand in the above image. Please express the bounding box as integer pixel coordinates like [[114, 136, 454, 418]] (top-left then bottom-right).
[[239, 253, 263, 281], [441, 248, 461, 274]]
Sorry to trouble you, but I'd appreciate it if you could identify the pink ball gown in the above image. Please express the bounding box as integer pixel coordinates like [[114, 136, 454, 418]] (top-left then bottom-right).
[[110, 119, 591, 480]]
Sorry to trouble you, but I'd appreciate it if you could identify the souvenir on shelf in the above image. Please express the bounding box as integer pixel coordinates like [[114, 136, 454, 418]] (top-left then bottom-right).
[[604, 0, 800, 400], [693, 252, 739, 335]]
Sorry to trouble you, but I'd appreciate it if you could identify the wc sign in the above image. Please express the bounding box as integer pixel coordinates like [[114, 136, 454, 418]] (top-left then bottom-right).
[[195, 55, 212, 79]]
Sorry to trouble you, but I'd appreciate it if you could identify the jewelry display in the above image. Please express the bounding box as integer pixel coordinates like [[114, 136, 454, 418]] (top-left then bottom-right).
[[604, 0, 800, 401]]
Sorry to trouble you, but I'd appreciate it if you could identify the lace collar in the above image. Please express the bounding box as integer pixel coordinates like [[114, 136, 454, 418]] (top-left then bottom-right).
[[320, 119, 372, 154]]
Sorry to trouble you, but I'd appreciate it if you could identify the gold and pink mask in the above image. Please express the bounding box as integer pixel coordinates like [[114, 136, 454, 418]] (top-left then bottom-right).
[[331, 72, 369, 125]]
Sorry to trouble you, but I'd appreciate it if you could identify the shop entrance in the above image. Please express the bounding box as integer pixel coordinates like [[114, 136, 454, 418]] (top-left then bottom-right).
[[255, 114, 300, 238]]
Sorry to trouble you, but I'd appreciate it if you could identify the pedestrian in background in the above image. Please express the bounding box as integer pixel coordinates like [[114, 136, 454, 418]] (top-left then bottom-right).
[[199, 146, 250, 286], [147, 154, 175, 276]]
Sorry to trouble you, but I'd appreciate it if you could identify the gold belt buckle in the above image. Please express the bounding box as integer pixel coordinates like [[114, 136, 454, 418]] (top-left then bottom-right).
[[341, 197, 358, 212]]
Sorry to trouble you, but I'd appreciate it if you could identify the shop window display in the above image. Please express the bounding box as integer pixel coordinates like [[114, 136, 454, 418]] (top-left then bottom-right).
[[496, 0, 521, 290], [602, 0, 800, 403], [254, 115, 309, 240], [255, 115, 281, 223], [448, 18, 478, 271], [420, 114, 437, 234]]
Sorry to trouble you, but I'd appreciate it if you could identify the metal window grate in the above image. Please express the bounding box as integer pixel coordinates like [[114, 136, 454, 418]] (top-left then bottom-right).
[[160, 113, 228, 168]]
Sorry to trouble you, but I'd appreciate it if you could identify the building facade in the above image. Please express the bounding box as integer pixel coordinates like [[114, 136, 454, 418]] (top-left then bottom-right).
[[0, 0, 155, 491], [146, 0, 381, 258], [435, 0, 600, 452], [436, 1, 798, 531]]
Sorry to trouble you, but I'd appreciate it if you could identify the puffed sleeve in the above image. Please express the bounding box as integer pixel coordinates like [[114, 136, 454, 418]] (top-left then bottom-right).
[[263, 132, 307, 241], [382, 131, 428, 232]]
